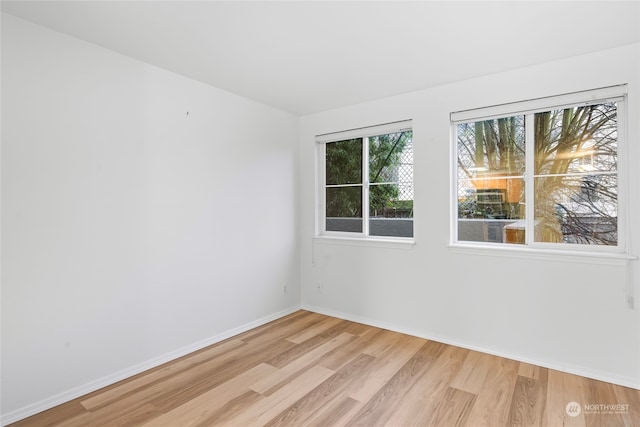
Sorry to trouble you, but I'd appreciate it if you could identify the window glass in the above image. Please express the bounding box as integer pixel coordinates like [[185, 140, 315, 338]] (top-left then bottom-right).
[[456, 117, 526, 243], [533, 103, 618, 245], [326, 186, 363, 232], [369, 131, 414, 237], [320, 125, 413, 239], [325, 138, 363, 233], [454, 96, 621, 249], [326, 138, 362, 185]]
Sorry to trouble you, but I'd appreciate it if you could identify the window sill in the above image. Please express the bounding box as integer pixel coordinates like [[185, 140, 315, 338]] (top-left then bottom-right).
[[313, 235, 416, 250], [448, 243, 636, 266]]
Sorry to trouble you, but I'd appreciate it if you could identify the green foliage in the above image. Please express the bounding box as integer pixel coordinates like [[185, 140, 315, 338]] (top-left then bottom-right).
[[326, 138, 362, 185], [326, 139, 363, 218], [325, 132, 413, 218]]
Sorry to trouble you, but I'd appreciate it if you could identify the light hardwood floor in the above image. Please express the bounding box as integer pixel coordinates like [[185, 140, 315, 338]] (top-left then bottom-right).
[[10, 310, 640, 426]]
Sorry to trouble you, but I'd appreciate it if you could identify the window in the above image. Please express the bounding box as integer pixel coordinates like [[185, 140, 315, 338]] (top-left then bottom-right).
[[318, 121, 414, 239], [452, 86, 626, 252]]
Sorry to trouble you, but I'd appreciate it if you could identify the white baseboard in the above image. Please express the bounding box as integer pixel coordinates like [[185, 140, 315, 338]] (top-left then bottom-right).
[[301, 304, 640, 391], [1, 305, 302, 426]]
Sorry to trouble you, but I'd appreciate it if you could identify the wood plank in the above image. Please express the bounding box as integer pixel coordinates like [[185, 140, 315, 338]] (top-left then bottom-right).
[[263, 353, 377, 426], [303, 330, 427, 426], [462, 355, 520, 427], [149, 338, 296, 412], [57, 398, 158, 427], [213, 365, 335, 426], [584, 378, 627, 427], [544, 369, 588, 427], [518, 361, 542, 380], [613, 383, 640, 427], [8, 401, 87, 427], [317, 326, 384, 371], [449, 349, 494, 395], [347, 331, 427, 403], [103, 403, 162, 427], [264, 319, 352, 369], [251, 332, 356, 395], [344, 340, 447, 426], [284, 315, 344, 343], [77, 337, 293, 421], [425, 386, 476, 427], [304, 396, 360, 427], [508, 370, 548, 427], [237, 310, 324, 345], [139, 363, 277, 427], [80, 338, 246, 411], [383, 344, 470, 426]]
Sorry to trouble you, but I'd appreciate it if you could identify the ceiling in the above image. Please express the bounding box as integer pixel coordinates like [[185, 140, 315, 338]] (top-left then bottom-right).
[[2, 1, 639, 116]]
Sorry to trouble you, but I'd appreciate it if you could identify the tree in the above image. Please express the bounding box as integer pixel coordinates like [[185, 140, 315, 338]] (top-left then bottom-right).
[[369, 131, 412, 216], [457, 102, 618, 245], [534, 104, 617, 244], [457, 117, 525, 219], [326, 131, 413, 219], [326, 138, 363, 219]]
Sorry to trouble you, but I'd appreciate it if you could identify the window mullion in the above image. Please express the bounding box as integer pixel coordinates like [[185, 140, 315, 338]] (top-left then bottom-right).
[[363, 136, 370, 236], [525, 113, 535, 245], [320, 143, 327, 235]]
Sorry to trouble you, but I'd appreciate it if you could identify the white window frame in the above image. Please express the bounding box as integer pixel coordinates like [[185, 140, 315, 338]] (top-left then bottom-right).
[[316, 120, 414, 243], [450, 85, 631, 257]]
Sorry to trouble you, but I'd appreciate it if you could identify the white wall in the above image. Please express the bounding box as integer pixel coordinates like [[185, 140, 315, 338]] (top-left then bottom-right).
[[300, 43, 640, 389], [1, 14, 300, 422]]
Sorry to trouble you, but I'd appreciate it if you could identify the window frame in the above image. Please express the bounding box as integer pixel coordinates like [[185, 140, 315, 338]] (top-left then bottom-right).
[[316, 120, 414, 243], [450, 85, 630, 256]]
